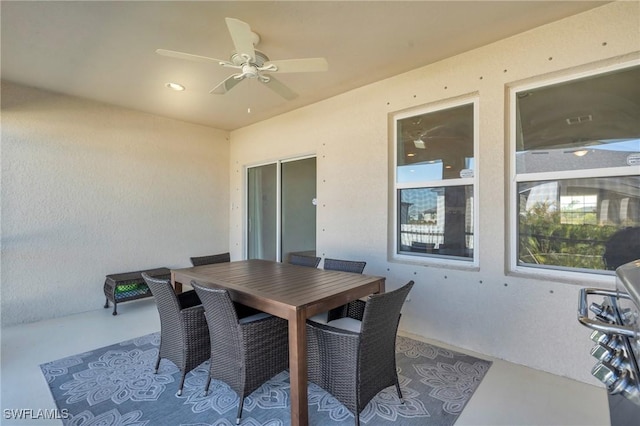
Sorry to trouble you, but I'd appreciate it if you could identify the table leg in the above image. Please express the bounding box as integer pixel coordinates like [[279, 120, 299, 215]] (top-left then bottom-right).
[[170, 272, 183, 294], [288, 308, 308, 426]]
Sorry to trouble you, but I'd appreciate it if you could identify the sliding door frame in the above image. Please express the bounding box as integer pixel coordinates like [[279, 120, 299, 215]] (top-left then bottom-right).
[[245, 154, 316, 262]]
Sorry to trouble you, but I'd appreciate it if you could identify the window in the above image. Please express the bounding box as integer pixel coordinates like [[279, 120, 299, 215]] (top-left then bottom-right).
[[393, 98, 477, 262], [511, 63, 640, 274]]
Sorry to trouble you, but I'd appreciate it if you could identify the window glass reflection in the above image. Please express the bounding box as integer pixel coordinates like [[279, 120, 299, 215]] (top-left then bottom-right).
[[515, 66, 640, 174], [517, 176, 640, 271], [397, 103, 474, 182], [398, 186, 474, 259]]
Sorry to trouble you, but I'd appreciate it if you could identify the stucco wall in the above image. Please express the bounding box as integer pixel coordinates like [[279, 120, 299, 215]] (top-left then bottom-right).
[[1, 82, 230, 325], [229, 2, 640, 385]]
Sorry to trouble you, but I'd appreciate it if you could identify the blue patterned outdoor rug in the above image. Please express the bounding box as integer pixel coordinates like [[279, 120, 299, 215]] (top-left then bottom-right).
[[41, 333, 491, 425]]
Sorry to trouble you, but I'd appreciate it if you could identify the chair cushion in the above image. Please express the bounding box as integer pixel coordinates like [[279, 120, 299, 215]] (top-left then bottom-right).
[[326, 317, 362, 333], [308, 312, 329, 324], [238, 312, 272, 324]]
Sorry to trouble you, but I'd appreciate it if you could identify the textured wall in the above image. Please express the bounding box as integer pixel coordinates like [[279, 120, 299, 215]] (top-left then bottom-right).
[[1, 82, 230, 325], [229, 2, 640, 385]]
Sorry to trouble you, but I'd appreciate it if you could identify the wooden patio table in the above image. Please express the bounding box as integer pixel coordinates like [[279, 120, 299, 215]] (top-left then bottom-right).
[[171, 259, 385, 426]]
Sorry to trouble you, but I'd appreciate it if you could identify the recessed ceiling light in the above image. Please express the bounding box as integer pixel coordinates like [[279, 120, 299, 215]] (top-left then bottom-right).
[[573, 150, 589, 157], [407, 153, 416, 157], [165, 82, 185, 91]]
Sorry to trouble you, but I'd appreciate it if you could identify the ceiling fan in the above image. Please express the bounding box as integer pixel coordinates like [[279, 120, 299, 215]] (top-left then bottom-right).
[[156, 17, 328, 100]]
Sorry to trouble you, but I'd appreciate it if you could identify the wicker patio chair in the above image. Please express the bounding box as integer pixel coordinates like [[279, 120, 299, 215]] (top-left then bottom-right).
[[190, 252, 231, 266], [288, 253, 321, 267], [323, 258, 367, 274], [309, 258, 367, 324], [191, 282, 289, 425], [306, 280, 414, 426], [141, 273, 210, 396]]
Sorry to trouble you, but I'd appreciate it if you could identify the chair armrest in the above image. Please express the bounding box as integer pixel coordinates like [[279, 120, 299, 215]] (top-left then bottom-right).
[[241, 316, 289, 378], [307, 318, 361, 338], [345, 299, 366, 321], [179, 304, 210, 346], [180, 305, 211, 369], [306, 319, 360, 390], [180, 304, 207, 323], [239, 312, 272, 324], [326, 297, 369, 322]]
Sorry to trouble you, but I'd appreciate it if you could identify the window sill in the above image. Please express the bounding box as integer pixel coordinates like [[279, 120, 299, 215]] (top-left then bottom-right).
[[390, 254, 480, 272], [508, 265, 616, 288]]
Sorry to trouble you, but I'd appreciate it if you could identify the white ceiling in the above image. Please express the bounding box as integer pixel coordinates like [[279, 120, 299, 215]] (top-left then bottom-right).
[[1, 1, 608, 131]]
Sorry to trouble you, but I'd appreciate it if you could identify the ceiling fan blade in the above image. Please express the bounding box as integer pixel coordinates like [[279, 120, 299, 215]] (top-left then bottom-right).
[[225, 17, 256, 62], [262, 75, 298, 100], [210, 75, 243, 95], [265, 58, 328, 73], [156, 49, 228, 65]]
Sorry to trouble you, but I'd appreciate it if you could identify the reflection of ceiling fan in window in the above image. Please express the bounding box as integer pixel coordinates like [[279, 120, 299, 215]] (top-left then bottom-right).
[[156, 17, 328, 100], [405, 124, 467, 149]]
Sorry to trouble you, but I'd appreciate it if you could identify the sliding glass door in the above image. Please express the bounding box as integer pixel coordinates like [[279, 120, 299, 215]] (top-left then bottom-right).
[[247, 157, 316, 262], [281, 157, 317, 261], [247, 163, 278, 260]]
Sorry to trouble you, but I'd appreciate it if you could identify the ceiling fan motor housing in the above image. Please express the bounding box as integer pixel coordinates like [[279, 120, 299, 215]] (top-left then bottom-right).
[[231, 50, 269, 67]]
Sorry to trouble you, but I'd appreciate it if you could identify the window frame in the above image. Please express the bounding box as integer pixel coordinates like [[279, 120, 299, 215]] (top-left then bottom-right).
[[391, 95, 480, 267], [508, 60, 640, 280]]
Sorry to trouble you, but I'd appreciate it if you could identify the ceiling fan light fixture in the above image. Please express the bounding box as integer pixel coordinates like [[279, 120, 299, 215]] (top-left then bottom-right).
[[165, 82, 185, 91], [241, 64, 259, 79], [156, 17, 328, 101]]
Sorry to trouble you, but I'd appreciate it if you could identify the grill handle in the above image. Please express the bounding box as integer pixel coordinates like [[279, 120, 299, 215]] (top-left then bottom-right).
[[578, 288, 637, 338]]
